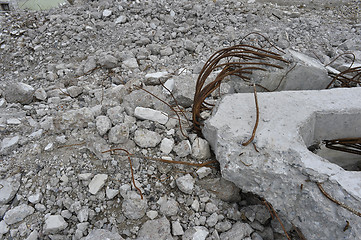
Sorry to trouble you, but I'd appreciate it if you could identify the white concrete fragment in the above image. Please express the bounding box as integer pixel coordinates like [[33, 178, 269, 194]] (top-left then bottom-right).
[[95, 116, 112, 136], [0, 220, 9, 235], [160, 138, 174, 155], [196, 167, 212, 179], [134, 107, 168, 124], [34, 87, 47, 101], [106, 187, 119, 200], [102, 9, 112, 17], [172, 220, 184, 236], [0, 174, 20, 205], [1, 136, 19, 153], [146, 210, 158, 220], [83, 229, 124, 240], [108, 124, 129, 144], [203, 88, 361, 240], [174, 140, 192, 157], [115, 15, 127, 24], [4, 204, 34, 225], [176, 174, 195, 194], [183, 226, 209, 240], [122, 58, 139, 69], [134, 129, 161, 148], [122, 191, 147, 220], [88, 174, 108, 195], [144, 71, 170, 85], [192, 137, 211, 160], [43, 215, 68, 234], [163, 78, 175, 94]]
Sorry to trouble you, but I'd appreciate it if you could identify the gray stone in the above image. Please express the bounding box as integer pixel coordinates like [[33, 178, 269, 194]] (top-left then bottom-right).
[[215, 221, 232, 233], [160, 198, 179, 216], [57, 107, 94, 131], [160, 46, 173, 56], [77, 208, 89, 222], [0, 174, 21, 204], [122, 191, 147, 220], [172, 220, 184, 236], [176, 174, 195, 194], [34, 87, 47, 101], [219, 222, 253, 240], [198, 178, 242, 202], [146, 210, 158, 220], [28, 193, 42, 204], [134, 129, 161, 148], [25, 230, 39, 240], [196, 167, 212, 179], [107, 106, 125, 125], [123, 58, 139, 69], [4, 204, 35, 225], [102, 9, 112, 17], [134, 107, 168, 124], [82, 229, 124, 240], [4, 82, 34, 104], [108, 124, 129, 144], [88, 174, 108, 195], [43, 215, 68, 234], [137, 216, 173, 240], [95, 116, 112, 136], [99, 54, 118, 69], [67, 86, 83, 98], [144, 71, 170, 85], [173, 140, 192, 157], [192, 137, 211, 160], [203, 88, 361, 240], [106, 187, 119, 200], [172, 74, 197, 107], [115, 16, 127, 24], [160, 138, 174, 155], [0, 135, 19, 154], [84, 56, 97, 73], [182, 226, 209, 240], [0, 220, 9, 235], [206, 213, 218, 227]]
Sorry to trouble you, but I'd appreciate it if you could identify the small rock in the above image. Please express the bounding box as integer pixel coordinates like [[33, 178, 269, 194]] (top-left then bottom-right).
[[28, 193, 42, 204], [25, 229, 39, 240], [108, 124, 129, 144], [67, 86, 83, 98], [174, 140, 192, 157], [4, 82, 35, 104], [6, 118, 21, 125], [192, 138, 211, 160], [102, 9, 112, 17], [219, 222, 253, 240], [198, 178, 241, 202], [99, 54, 118, 69], [134, 107, 168, 124], [0, 174, 21, 205], [107, 106, 125, 125], [172, 220, 184, 236], [0, 220, 9, 235], [205, 202, 218, 213], [77, 208, 89, 223], [215, 221, 232, 233], [1, 136, 20, 153], [134, 129, 161, 148], [196, 167, 212, 179], [160, 138, 174, 155], [0, 98, 6, 108], [115, 15, 127, 24], [4, 204, 35, 225], [206, 213, 218, 227], [43, 215, 68, 234], [34, 88, 47, 100], [96, 116, 112, 136], [146, 210, 158, 220], [83, 229, 124, 240], [163, 78, 175, 94], [191, 199, 199, 212], [122, 192, 147, 220], [160, 198, 179, 216], [88, 174, 108, 194], [78, 173, 92, 181], [106, 187, 119, 200], [182, 226, 209, 240], [137, 216, 172, 239], [44, 142, 53, 151], [176, 174, 195, 194], [160, 46, 173, 56], [123, 58, 139, 69], [144, 71, 170, 85]]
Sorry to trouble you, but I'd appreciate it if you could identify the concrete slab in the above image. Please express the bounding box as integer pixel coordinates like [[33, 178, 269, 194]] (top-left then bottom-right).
[[203, 87, 361, 240]]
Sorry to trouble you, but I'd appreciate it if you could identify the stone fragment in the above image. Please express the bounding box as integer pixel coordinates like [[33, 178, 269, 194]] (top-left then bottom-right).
[[83, 229, 124, 240], [107, 106, 124, 125], [215, 221, 232, 233], [134, 129, 161, 148], [163, 78, 175, 94], [219, 222, 253, 240], [182, 226, 209, 240], [176, 174, 195, 194], [108, 124, 129, 144], [77, 208, 89, 223], [102, 9, 112, 17], [0, 174, 21, 204], [206, 213, 218, 227], [67, 86, 83, 98], [160, 198, 179, 216], [106, 187, 119, 200], [122, 192, 147, 220], [4, 82, 34, 104], [28, 193, 42, 204], [203, 88, 361, 239], [192, 137, 211, 160], [160, 138, 174, 155], [160, 46, 173, 56], [172, 220, 184, 236], [43, 215, 68, 234], [122, 58, 139, 69], [0, 136, 19, 154], [146, 210, 158, 220], [0, 98, 6, 108], [198, 178, 241, 202], [95, 116, 112, 136], [99, 54, 118, 69], [34, 87, 47, 101], [4, 204, 34, 225], [84, 56, 97, 73], [134, 107, 168, 124], [88, 174, 108, 195], [172, 74, 197, 107], [144, 71, 170, 85], [173, 140, 192, 157], [115, 16, 127, 24], [58, 107, 94, 130], [0, 220, 9, 235], [137, 216, 173, 240], [196, 167, 212, 179]]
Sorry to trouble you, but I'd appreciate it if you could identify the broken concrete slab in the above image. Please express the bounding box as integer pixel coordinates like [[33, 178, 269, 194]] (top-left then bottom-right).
[[203, 87, 361, 240]]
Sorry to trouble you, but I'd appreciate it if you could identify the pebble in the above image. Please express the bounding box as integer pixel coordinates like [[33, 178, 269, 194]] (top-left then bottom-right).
[[134, 129, 161, 148], [67, 86, 83, 98], [176, 174, 195, 194], [173, 140, 192, 157], [196, 167, 212, 179], [83, 229, 124, 240], [172, 220, 184, 236], [219, 222, 254, 240], [122, 58, 139, 69], [0, 136, 20, 153], [105, 187, 119, 199], [122, 192, 147, 220], [102, 9, 112, 17], [134, 107, 168, 124], [159, 198, 179, 216], [137, 216, 173, 239], [34, 87, 47, 101], [95, 115, 112, 136], [183, 226, 209, 240], [160, 137, 174, 155], [0, 174, 21, 205], [4, 82, 34, 104], [99, 54, 118, 69], [28, 193, 42, 204], [0, 221, 9, 235], [108, 124, 129, 144], [43, 215, 68, 234], [4, 204, 35, 225], [88, 174, 108, 195], [146, 210, 158, 220], [144, 71, 170, 85], [192, 137, 211, 160]]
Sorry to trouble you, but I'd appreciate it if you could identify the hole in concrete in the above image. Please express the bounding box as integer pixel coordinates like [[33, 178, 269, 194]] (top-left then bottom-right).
[[0, 3, 10, 11], [300, 111, 361, 171]]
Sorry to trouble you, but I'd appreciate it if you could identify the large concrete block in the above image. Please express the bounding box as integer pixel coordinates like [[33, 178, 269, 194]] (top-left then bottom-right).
[[203, 88, 361, 240]]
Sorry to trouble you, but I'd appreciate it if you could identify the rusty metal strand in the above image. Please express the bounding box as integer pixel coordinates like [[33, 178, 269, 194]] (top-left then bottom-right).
[[242, 84, 259, 146]]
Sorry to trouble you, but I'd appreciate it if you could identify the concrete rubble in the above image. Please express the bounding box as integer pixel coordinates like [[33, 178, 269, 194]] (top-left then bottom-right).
[[0, 0, 360, 239], [203, 88, 361, 240]]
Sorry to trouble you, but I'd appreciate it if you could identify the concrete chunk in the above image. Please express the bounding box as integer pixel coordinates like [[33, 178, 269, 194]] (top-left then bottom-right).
[[134, 107, 168, 124], [203, 88, 361, 240]]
